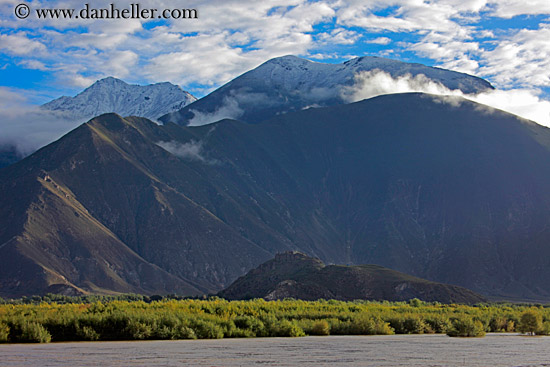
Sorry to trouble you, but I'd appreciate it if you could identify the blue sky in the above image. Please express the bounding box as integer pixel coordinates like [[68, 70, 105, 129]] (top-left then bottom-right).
[[1, 0, 550, 124]]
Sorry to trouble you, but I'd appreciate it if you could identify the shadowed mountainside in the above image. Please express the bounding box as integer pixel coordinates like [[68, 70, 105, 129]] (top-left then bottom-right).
[[2, 93, 550, 300], [219, 252, 486, 304]]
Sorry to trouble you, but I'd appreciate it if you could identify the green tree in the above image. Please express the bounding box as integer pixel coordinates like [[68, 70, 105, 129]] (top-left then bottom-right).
[[518, 310, 542, 335], [446, 318, 485, 337]]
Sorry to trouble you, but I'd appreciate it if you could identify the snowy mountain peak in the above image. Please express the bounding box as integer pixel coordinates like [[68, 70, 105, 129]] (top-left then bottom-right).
[[263, 55, 314, 66], [95, 76, 122, 83], [43, 77, 196, 120], [160, 55, 494, 126]]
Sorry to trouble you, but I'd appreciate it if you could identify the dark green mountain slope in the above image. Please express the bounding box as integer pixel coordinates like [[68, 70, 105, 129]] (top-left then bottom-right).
[[2, 93, 550, 300], [219, 252, 486, 303]]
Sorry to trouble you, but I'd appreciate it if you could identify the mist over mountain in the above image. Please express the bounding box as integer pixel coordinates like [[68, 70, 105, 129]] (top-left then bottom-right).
[[159, 55, 493, 126], [3, 92, 550, 301], [0, 78, 196, 170]]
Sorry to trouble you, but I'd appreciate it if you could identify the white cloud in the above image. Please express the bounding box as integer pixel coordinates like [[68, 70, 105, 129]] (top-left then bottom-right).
[[0, 0, 336, 90], [476, 24, 550, 88], [0, 32, 46, 55], [470, 88, 550, 125], [342, 69, 550, 126], [1, 0, 550, 124], [0, 88, 87, 156], [317, 28, 360, 45], [331, 1, 550, 96], [367, 37, 392, 45], [156, 139, 218, 164], [342, 70, 458, 102], [188, 96, 244, 126], [489, 0, 550, 18], [103, 50, 139, 78]]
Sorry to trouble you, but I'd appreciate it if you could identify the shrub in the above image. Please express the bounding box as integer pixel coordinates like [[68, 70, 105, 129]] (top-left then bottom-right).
[[76, 325, 100, 341], [446, 318, 485, 337], [233, 316, 265, 337], [124, 319, 153, 340], [173, 325, 197, 339], [373, 320, 395, 335], [11, 321, 52, 343], [388, 316, 427, 334], [536, 321, 550, 336], [273, 320, 305, 337], [153, 325, 175, 340], [348, 315, 377, 335], [425, 316, 451, 334], [4, 297, 550, 343], [489, 316, 508, 332], [0, 322, 9, 342], [402, 316, 428, 334], [191, 319, 224, 339], [310, 320, 330, 336]]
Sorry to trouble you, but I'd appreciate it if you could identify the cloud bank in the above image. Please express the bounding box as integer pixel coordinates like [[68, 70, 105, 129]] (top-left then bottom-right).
[[343, 70, 550, 126], [0, 87, 88, 156], [188, 97, 244, 126]]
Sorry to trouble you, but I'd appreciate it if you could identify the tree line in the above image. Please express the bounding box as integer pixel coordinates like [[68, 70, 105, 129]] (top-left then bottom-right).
[[1, 296, 549, 343]]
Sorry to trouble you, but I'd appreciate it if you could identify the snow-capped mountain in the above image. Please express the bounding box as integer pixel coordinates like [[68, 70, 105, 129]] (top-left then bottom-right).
[[43, 77, 196, 120], [159, 55, 493, 125]]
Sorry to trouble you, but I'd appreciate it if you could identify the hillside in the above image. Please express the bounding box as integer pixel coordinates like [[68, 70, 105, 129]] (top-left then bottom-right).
[[159, 55, 493, 125], [219, 252, 486, 304], [2, 93, 550, 300]]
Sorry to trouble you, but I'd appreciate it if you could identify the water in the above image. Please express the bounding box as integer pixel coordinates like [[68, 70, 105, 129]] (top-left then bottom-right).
[[1, 334, 550, 366]]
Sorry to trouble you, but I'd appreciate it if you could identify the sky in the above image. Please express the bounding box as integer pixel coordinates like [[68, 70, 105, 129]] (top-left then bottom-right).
[[1, 0, 550, 138]]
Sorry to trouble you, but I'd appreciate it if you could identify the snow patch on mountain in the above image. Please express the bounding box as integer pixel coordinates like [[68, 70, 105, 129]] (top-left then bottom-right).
[[42, 77, 196, 121], [160, 55, 493, 126]]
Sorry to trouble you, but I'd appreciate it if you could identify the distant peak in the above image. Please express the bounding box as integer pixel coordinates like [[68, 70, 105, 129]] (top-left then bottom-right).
[[270, 55, 303, 61], [96, 76, 124, 83], [154, 81, 176, 87], [274, 251, 311, 261], [88, 77, 128, 88], [272, 252, 325, 268], [344, 55, 399, 65], [263, 55, 312, 67]]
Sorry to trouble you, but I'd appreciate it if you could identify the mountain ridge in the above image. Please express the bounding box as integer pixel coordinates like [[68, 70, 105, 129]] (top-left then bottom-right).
[[2, 93, 550, 301], [42, 77, 196, 121], [159, 55, 493, 125], [0, 77, 197, 170]]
